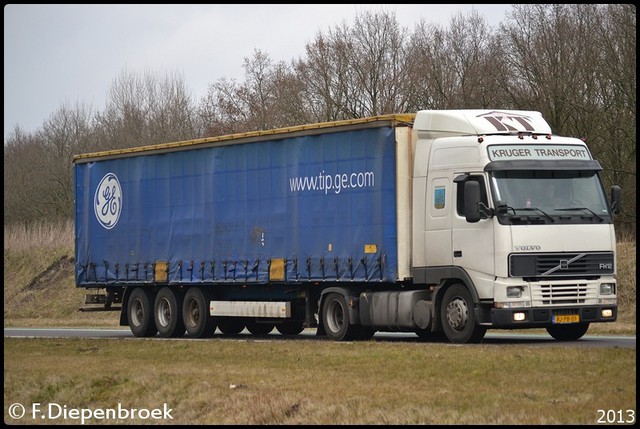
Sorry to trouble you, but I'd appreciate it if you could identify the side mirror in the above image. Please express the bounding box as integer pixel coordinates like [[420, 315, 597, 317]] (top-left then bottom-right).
[[495, 200, 509, 216], [464, 181, 481, 223], [610, 185, 622, 215]]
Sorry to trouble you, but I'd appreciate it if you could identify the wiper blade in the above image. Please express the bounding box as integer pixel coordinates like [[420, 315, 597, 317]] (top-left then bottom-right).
[[513, 207, 555, 223], [556, 207, 604, 222]]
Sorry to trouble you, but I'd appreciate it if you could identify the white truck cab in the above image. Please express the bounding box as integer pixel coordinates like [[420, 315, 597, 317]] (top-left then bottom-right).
[[411, 110, 620, 343]]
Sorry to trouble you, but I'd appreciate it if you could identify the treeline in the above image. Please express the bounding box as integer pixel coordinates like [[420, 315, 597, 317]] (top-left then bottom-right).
[[3, 4, 636, 237]]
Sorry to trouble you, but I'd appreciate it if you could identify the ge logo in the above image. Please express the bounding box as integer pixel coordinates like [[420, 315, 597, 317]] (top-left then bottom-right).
[[94, 173, 122, 229]]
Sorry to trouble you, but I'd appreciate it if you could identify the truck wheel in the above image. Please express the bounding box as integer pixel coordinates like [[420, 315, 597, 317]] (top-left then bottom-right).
[[154, 287, 185, 338], [183, 287, 217, 338], [440, 284, 486, 344], [217, 317, 245, 335], [245, 319, 275, 335], [127, 287, 158, 337], [546, 323, 590, 341], [276, 321, 304, 336], [322, 292, 359, 341]]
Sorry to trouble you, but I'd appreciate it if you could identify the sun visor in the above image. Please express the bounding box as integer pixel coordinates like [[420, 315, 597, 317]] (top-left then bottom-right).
[[414, 110, 552, 136], [484, 159, 602, 171]]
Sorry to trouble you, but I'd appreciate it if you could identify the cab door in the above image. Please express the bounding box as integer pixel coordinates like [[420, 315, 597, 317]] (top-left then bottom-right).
[[451, 173, 495, 281]]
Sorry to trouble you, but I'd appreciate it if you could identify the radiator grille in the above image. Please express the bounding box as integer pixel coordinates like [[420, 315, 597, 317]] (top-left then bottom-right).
[[531, 283, 598, 306], [509, 252, 614, 277]]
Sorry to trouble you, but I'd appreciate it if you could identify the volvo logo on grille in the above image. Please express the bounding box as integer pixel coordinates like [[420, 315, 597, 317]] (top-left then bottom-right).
[[515, 245, 541, 251], [541, 253, 586, 276]]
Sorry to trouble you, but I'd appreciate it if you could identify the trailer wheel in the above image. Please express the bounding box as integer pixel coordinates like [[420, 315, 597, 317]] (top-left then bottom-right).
[[245, 319, 275, 335], [127, 287, 158, 337], [276, 321, 304, 336], [440, 284, 486, 344], [217, 317, 245, 335], [322, 292, 358, 341], [154, 287, 185, 338], [546, 323, 590, 341], [183, 287, 217, 338]]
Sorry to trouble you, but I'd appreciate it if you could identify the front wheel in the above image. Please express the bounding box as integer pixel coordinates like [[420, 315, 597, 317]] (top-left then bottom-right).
[[546, 323, 590, 341], [440, 284, 486, 344]]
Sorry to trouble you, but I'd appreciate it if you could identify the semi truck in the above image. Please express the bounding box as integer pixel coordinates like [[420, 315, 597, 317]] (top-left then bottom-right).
[[74, 109, 622, 344]]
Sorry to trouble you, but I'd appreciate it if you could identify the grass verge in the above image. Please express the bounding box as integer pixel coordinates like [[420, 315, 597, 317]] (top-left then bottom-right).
[[3, 337, 636, 425]]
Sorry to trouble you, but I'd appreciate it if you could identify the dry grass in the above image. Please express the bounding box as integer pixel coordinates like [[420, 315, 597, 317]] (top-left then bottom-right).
[[3, 219, 74, 251], [3, 337, 636, 425], [614, 240, 636, 324], [3, 220, 118, 327]]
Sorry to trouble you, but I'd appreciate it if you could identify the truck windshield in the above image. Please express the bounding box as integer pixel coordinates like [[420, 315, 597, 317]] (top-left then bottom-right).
[[490, 170, 612, 224]]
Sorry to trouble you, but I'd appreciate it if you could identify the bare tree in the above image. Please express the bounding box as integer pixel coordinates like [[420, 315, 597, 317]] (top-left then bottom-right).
[[407, 9, 502, 110], [4, 127, 45, 223], [296, 27, 353, 121], [500, 4, 635, 236], [4, 102, 94, 224], [94, 68, 198, 150], [198, 49, 309, 135], [39, 102, 95, 219], [296, 10, 413, 121]]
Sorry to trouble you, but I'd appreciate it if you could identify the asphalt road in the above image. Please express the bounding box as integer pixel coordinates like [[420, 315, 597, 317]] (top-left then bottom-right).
[[3, 327, 635, 348]]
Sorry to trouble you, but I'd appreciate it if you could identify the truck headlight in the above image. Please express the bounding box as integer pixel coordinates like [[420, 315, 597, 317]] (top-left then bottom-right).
[[600, 283, 615, 295], [506, 286, 523, 298]]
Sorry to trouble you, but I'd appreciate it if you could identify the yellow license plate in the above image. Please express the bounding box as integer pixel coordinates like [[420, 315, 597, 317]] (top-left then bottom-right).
[[553, 314, 580, 324]]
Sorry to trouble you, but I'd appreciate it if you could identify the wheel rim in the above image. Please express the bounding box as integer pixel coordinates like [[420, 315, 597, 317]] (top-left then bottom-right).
[[326, 300, 345, 334], [157, 297, 171, 328], [186, 298, 200, 328], [445, 297, 469, 331], [131, 298, 144, 327]]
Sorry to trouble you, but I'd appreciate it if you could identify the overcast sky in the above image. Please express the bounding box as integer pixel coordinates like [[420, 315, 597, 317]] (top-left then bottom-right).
[[4, 4, 512, 141]]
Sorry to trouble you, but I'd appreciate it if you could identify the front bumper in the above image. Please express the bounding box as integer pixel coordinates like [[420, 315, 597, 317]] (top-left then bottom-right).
[[489, 305, 617, 328]]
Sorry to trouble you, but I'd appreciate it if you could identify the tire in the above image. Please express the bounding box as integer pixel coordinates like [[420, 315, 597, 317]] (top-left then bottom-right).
[[217, 317, 245, 335], [245, 319, 275, 335], [440, 284, 486, 344], [276, 321, 305, 336], [127, 287, 158, 337], [154, 287, 185, 338], [321, 292, 359, 341], [546, 323, 590, 341], [183, 287, 217, 338]]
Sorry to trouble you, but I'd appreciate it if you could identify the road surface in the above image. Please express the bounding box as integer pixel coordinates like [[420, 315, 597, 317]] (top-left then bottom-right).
[[4, 327, 635, 348]]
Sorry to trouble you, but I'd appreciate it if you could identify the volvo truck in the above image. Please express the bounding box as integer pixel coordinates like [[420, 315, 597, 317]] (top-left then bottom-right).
[[74, 109, 621, 343]]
